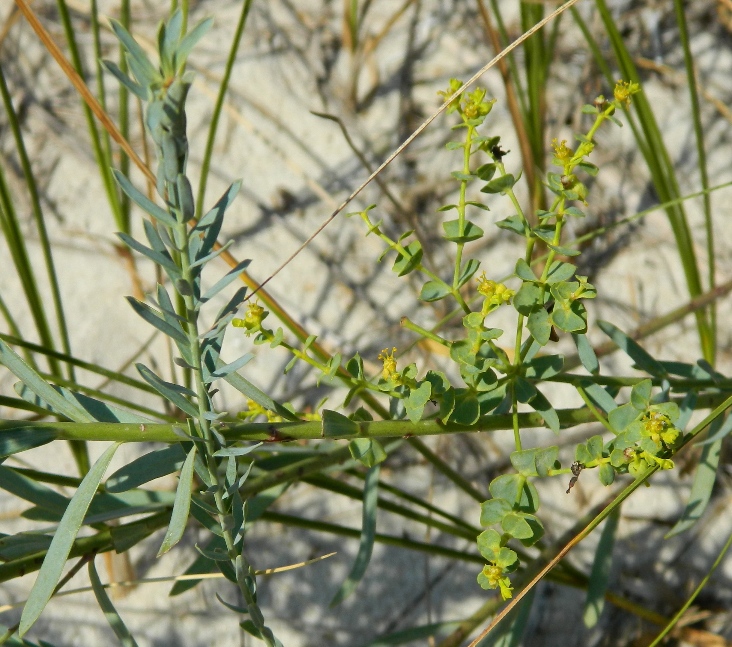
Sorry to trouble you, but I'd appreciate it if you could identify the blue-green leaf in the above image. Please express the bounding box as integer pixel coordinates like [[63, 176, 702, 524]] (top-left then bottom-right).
[[88, 559, 140, 647], [106, 445, 187, 493], [0, 340, 91, 422], [665, 436, 722, 538], [113, 170, 176, 227], [420, 280, 451, 302], [322, 410, 359, 437], [330, 465, 380, 606], [529, 389, 560, 434], [572, 332, 599, 374], [136, 364, 199, 417], [101, 60, 146, 99], [597, 321, 667, 377], [201, 260, 251, 302], [117, 233, 179, 278], [583, 507, 620, 627], [176, 18, 214, 71], [19, 443, 120, 636], [157, 445, 197, 556]]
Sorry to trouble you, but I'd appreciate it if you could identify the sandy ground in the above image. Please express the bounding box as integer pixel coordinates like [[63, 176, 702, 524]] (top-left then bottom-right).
[[2, 1, 732, 645]]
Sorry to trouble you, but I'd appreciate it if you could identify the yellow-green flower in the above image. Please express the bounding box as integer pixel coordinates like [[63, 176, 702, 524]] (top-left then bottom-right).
[[551, 138, 574, 165], [642, 411, 680, 447], [378, 347, 399, 382], [481, 563, 513, 600], [613, 80, 641, 108], [477, 272, 514, 315], [237, 399, 281, 423], [232, 301, 266, 336], [438, 78, 464, 114]]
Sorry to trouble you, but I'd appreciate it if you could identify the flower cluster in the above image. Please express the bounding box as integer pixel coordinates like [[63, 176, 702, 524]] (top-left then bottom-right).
[[378, 347, 400, 383], [479, 563, 513, 600], [477, 272, 514, 316], [232, 301, 267, 336]]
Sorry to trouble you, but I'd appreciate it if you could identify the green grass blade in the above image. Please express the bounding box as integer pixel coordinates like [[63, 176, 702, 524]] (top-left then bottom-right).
[[329, 464, 380, 606], [0, 63, 71, 378], [157, 445, 197, 556], [88, 559, 140, 647], [590, 0, 712, 360], [672, 0, 715, 358], [195, 0, 253, 218], [18, 442, 120, 636], [583, 507, 620, 627]]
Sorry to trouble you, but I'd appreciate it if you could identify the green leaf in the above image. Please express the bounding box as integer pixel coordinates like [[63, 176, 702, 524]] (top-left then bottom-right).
[[527, 308, 551, 345], [630, 379, 652, 409], [106, 445, 187, 493], [109, 19, 158, 85], [112, 169, 176, 227], [405, 382, 432, 423], [481, 173, 517, 194], [0, 465, 69, 516], [514, 258, 536, 282], [126, 297, 188, 346], [551, 301, 586, 333], [19, 443, 120, 636], [572, 333, 599, 374], [530, 389, 560, 435], [136, 363, 199, 418], [597, 320, 667, 377], [322, 409, 359, 437], [391, 240, 422, 277], [546, 261, 576, 284], [457, 258, 481, 288], [14, 383, 150, 424], [117, 232, 179, 279], [580, 381, 617, 413], [223, 365, 299, 421], [419, 280, 452, 302], [330, 465, 380, 606], [442, 219, 484, 243], [665, 436, 722, 538], [501, 512, 532, 539], [513, 283, 544, 315], [480, 498, 512, 525], [608, 403, 640, 433], [0, 425, 58, 457], [489, 474, 539, 514], [157, 445, 197, 557], [524, 355, 564, 380], [451, 393, 480, 425], [495, 215, 527, 236], [201, 260, 251, 302], [0, 340, 93, 422], [583, 508, 620, 628], [477, 528, 502, 561], [101, 60, 146, 100], [175, 17, 214, 71], [88, 560, 140, 647], [349, 438, 387, 468]]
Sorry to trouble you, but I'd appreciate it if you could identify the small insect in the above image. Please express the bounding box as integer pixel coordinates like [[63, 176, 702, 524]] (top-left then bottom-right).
[[566, 461, 584, 494]]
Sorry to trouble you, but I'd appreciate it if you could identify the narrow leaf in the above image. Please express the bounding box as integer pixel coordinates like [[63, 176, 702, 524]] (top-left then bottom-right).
[[19, 443, 120, 636], [0, 340, 91, 422], [665, 436, 722, 538], [136, 364, 199, 418], [201, 260, 251, 302], [583, 507, 620, 627], [112, 169, 176, 227], [330, 465, 380, 606], [106, 445, 187, 493], [597, 322, 667, 377], [88, 560, 140, 647], [157, 445, 197, 556]]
